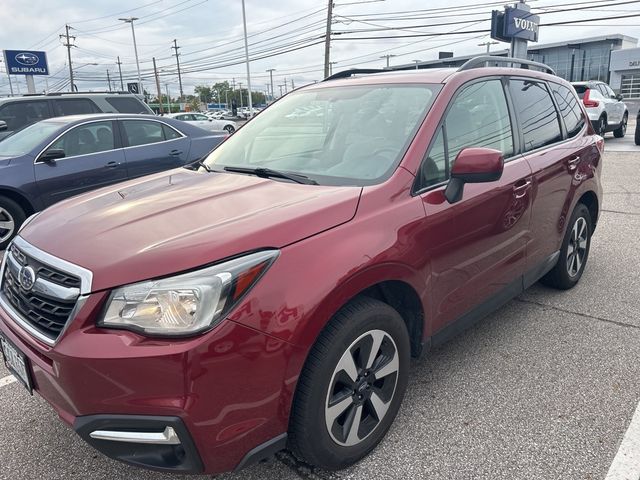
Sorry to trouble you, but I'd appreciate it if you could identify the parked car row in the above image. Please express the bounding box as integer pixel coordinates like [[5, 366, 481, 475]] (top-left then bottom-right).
[[165, 112, 236, 133]]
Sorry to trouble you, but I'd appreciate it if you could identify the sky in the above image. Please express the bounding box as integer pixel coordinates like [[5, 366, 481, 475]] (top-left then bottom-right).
[[0, 0, 639, 97]]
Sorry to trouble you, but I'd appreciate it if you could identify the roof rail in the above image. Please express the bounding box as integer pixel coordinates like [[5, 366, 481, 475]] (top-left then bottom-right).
[[323, 68, 388, 81], [458, 56, 556, 75], [21, 91, 135, 97]]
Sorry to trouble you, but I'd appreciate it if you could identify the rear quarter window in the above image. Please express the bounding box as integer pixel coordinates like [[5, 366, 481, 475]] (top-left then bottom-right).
[[105, 97, 151, 114], [550, 83, 586, 139]]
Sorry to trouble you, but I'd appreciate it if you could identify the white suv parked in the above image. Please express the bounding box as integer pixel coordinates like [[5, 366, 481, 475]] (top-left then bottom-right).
[[572, 81, 628, 137]]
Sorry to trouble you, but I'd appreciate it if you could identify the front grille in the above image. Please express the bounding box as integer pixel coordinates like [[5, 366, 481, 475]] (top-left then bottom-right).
[[1, 244, 80, 342]]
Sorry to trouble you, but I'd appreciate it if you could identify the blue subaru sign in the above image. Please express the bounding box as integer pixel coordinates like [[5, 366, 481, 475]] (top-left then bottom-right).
[[3, 50, 49, 75]]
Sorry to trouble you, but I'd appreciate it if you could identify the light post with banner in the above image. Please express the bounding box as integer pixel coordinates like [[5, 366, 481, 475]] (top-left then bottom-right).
[[490, 1, 540, 60], [2, 49, 49, 94]]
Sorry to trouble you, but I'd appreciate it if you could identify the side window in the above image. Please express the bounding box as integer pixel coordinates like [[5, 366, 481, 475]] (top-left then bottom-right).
[[53, 99, 100, 116], [162, 124, 182, 140], [194, 114, 208, 121], [418, 80, 513, 190], [509, 80, 562, 152], [105, 97, 149, 114], [47, 121, 115, 157], [0, 101, 50, 131], [550, 83, 585, 139], [604, 85, 616, 99], [122, 120, 165, 147]]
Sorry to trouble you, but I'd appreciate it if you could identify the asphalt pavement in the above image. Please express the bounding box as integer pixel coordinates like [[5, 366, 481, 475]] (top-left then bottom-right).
[[1, 145, 640, 480]]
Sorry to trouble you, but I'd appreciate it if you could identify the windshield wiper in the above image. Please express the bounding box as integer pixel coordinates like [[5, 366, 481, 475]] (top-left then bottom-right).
[[223, 166, 318, 185], [187, 158, 214, 173]]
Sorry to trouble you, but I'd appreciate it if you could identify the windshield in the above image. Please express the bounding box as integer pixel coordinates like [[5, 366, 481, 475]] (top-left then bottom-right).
[[203, 84, 441, 186], [0, 121, 61, 156]]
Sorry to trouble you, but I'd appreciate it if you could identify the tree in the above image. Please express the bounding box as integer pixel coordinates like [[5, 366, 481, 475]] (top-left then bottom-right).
[[193, 81, 266, 108]]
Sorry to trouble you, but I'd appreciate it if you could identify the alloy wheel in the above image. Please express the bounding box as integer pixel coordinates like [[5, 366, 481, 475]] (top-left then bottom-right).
[[325, 329, 399, 447], [0, 207, 15, 243], [566, 217, 588, 277]]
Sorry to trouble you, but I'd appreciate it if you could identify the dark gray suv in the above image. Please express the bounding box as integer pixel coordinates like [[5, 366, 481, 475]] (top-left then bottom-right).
[[0, 92, 153, 140]]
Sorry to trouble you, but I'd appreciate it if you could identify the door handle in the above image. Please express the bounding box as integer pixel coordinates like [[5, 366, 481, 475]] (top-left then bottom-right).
[[170, 150, 183, 156], [513, 180, 531, 199], [105, 161, 119, 169], [567, 156, 580, 171]]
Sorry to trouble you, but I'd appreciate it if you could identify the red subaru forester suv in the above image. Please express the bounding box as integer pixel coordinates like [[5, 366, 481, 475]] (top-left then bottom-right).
[[0, 58, 602, 474]]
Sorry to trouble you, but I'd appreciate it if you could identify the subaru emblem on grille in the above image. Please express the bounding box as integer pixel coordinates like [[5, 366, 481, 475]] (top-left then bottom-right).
[[19, 266, 36, 291]]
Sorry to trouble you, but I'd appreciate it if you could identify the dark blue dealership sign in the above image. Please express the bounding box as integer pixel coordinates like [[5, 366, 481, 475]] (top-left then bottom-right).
[[491, 7, 540, 43], [3, 50, 49, 75]]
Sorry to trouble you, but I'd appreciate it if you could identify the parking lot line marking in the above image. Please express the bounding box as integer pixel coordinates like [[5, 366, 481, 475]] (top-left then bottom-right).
[[605, 401, 640, 480], [0, 375, 17, 388]]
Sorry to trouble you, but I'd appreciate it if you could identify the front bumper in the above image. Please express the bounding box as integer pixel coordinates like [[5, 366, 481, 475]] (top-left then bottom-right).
[[0, 297, 297, 474]]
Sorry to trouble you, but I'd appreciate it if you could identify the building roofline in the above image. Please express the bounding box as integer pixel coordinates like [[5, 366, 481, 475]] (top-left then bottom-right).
[[396, 34, 638, 69]]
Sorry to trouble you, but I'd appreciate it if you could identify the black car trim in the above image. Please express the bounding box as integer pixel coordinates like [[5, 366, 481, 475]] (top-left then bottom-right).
[[74, 414, 204, 473]]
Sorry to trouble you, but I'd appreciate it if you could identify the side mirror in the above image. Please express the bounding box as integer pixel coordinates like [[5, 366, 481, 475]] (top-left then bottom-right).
[[616, 93, 624, 101], [444, 147, 504, 204], [0, 121, 6, 131], [38, 148, 66, 163]]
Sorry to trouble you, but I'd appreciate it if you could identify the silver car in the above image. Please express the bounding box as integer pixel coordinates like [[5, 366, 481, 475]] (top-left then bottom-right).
[[572, 81, 628, 137]]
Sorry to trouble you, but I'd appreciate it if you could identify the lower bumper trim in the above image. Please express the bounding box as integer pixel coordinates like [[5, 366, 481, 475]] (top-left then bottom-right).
[[75, 414, 203, 473]]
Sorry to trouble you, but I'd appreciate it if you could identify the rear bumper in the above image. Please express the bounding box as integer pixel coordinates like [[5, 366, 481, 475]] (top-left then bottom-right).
[[0, 298, 299, 474]]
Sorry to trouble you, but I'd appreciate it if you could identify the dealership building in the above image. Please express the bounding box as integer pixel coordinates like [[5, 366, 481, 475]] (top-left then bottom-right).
[[401, 34, 640, 98]]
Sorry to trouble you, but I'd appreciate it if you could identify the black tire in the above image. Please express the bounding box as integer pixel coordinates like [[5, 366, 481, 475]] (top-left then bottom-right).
[[288, 296, 410, 470], [0, 196, 26, 250], [613, 113, 628, 138], [224, 125, 235, 134], [540, 203, 592, 290], [635, 121, 640, 146], [596, 116, 607, 137]]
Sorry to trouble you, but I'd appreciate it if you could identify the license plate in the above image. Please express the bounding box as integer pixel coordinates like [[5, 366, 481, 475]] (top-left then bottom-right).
[[0, 333, 33, 394]]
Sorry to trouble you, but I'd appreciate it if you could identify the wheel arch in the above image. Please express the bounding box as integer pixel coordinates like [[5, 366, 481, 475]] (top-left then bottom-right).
[[578, 190, 599, 231], [0, 187, 36, 217]]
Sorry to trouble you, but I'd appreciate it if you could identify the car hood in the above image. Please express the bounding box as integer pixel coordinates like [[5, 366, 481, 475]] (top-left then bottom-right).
[[20, 169, 362, 291]]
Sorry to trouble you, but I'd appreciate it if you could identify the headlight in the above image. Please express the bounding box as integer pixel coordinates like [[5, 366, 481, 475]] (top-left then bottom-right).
[[99, 250, 279, 336]]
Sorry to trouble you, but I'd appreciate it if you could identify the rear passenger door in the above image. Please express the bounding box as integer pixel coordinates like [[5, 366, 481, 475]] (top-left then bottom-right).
[[34, 120, 127, 207], [415, 78, 533, 333], [119, 119, 190, 178], [511, 80, 588, 281]]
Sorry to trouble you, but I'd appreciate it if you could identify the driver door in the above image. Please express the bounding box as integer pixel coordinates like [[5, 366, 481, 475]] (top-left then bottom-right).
[[414, 79, 533, 334], [34, 120, 127, 207]]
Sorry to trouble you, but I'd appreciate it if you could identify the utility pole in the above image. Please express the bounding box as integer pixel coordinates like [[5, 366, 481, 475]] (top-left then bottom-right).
[[266, 68, 276, 103], [283, 78, 288, 94], [60, 24, 76, 92], [152, 57, 164, 114], [171, 39, 184, 100], [323, 0, 334, 78], [116, 56, 124, 90], [106, 69, 112, 91], [166, 84, 170, 113], [329, 61, 337, 76], [119, 17, 142, 93], [380, 54, 396, 68], [278, 84, 284, 97], [241, 0, 253, 117], [291, 78, 295, 90], [478, 41, 499, 54], [239, 82, 243, 109]]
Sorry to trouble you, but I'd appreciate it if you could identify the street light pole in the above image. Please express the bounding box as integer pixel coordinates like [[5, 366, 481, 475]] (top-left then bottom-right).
[[329, 61, 337, 76], [119, 17, 142, 93], [241, 0, 253, 117]]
